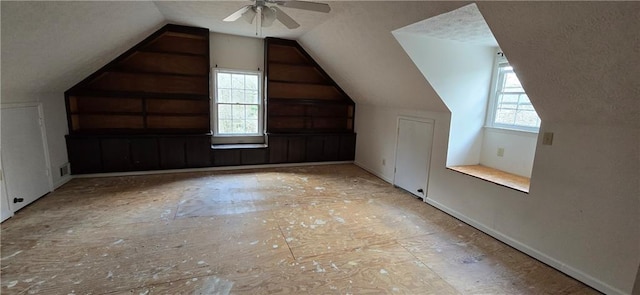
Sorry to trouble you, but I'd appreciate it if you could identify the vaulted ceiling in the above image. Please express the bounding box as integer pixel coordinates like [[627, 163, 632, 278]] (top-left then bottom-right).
[[2, 1, 638, 127]]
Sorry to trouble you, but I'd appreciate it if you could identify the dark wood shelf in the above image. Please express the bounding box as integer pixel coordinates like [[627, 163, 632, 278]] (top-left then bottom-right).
[[107, 69, 208, 78], [136, 49, 207, 57], [268, 98, 353, 105], [267, 80, 331, 86], [71, 111, 143, 116], [68, 90, 209, 101], [267, 62, 315, 67], [146, 112, 209, 116]]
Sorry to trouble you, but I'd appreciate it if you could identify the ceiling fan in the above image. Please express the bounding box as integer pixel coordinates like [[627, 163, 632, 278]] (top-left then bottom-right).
[[223, 0, 331, 29]]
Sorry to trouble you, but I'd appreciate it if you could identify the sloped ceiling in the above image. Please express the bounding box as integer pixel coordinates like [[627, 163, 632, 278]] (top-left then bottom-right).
[[1, 1, 164, 98], [2, 1, 637, 127], [477, 1, 639, 127]]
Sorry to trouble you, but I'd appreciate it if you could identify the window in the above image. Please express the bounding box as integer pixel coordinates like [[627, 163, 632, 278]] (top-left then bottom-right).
[[486, 54, 540, 132], [213, 69, 264, 143]]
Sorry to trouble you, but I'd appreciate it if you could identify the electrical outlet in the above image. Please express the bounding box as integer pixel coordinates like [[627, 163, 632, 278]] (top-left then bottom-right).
[[542, 132, 554, 145], [497, 148, 505, 157]]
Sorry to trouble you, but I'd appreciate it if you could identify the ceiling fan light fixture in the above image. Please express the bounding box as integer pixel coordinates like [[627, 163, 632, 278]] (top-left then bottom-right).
[[262, 6, 277, 27], [241, 6, 257, 24]]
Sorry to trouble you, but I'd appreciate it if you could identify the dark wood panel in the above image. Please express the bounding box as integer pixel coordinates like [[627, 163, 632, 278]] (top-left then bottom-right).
[[101, 138, 131, 172], [269, 64, 326, 84], [267, 44, 310, 64], [323, 135, 341, 161], [146, 99, 209, 114], [267, 117, 305, 131], [213, 149, 241, 166], [267, 103, 305, 116], [143, 35, 208, 55], [268, 82, 344, 100], [159, 137, 186, 169], [268, 136, 288, 164], [241, 149, 268, 165], [130, 138, 159, 170], [69, 96, 143, 113], [147, 115, 209, 130], [74, 114, 144, 131], [339, 134, 357, 161], [186, 136, 211, 167], [287, 137, 306, 163], [305, 136, 324, 162], [87, 72, 208, 95], [66, 137, 102, 174], [116, 52, 208, 75]]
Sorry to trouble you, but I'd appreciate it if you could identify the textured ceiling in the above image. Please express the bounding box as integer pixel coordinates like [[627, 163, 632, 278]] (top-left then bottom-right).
[[153, 1, 335, 39], [396, 3, 497, 46]]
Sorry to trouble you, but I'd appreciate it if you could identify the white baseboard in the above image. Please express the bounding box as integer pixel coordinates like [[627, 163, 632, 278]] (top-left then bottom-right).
[[423, 198, 626, 295], [53, 175, 73, 189], [353, 161, 393, 183], [351, 163, 625, 295], [73, 161, 354, 178]]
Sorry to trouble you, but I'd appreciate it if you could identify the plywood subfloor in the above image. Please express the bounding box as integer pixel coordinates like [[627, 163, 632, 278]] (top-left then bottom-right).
[[1, 164, 597, 294], [449, 165, 531, 193]]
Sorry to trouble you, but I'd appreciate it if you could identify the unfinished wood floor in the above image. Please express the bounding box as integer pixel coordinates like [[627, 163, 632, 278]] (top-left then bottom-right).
[[1, 164, 598, 294]]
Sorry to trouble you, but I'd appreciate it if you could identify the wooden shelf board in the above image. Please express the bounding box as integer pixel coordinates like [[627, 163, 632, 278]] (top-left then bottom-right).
[[268, 80, 331, 86], [68, 91, 209, 101], [107, 69, 208, 78], [137, 49, 207, 57]]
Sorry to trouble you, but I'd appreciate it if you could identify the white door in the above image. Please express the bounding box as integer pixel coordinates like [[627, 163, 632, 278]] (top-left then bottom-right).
[[0, 158, 12, 221], [1, 104, 52, 212], [394, 117, 434, 199]]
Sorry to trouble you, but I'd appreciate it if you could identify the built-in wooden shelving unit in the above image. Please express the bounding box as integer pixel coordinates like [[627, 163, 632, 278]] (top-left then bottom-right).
[[265, 38, 355, 134], [65, 24, 213, 174], [65, 24, 210, 135]]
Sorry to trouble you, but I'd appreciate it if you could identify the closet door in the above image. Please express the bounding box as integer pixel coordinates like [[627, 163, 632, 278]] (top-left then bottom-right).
[[1, 104, 52, 212]]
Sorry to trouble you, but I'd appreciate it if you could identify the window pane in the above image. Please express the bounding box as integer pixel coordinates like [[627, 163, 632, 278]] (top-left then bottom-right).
[[245, 91, 258, 104], [217, 73, 231, 88], [231, 90, 244, 103], [495, 109, 516, 125], [246, 105, 259, 119], [219, 119, 233, 134], [232, 120, 246, 133], [232, 105, 245, 119], [246, 119, 258, 133], [503, 72, 523, 92], [218, 89, 231, 103], [500, 94, 519, 104], [231, 74, 245, 89], [515, 111, 540, 127], [245, 75, 258, 90], [218, 104, 232, 119]]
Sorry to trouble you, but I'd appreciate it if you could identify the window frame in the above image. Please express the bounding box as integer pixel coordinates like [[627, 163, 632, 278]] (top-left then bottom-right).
[[485, 54, 540, 133], [212, 68, 265, 144]]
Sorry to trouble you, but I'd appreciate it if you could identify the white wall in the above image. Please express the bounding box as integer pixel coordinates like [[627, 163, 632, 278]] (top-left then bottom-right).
[[210, 33, 264, 71], [480, 128, 537, 177], [1, 2, 165, 188], [355, 104, 640, 294], [392, 32, 494, 166]]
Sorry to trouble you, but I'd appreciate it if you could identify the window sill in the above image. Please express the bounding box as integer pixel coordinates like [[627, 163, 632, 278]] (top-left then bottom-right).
[[212, 143, 268, 150], [484, 126, 539, 137], [447, 165, 530, 193]]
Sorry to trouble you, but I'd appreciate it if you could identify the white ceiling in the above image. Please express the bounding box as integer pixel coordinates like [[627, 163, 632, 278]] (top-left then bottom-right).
[[395, 3, 497, 46], [1, 1, 638, 127], [153, 0, 336, 39]]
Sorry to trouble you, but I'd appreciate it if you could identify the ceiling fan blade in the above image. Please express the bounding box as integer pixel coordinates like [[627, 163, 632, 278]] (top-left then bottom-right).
[[276, 1, 330, 13], [223, 5, 251, 22], [273, 6, 300, 29]]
